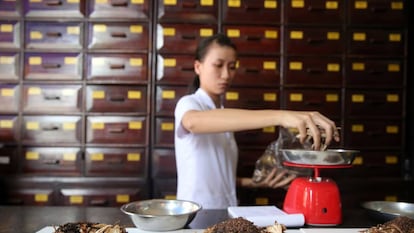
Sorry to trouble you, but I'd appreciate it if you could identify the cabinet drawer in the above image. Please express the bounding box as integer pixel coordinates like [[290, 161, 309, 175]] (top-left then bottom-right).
[[237, 148, 263, 177], [157, 23, 217, 54], [88, 22, 149, 51], [235, 127, 279, 147], [85, 147, 147, 177], [346, 149, 402, 177], [0, 146, 19, 174], [22, 116, 82, 145], [0, 115, 19, 143], [6, 187, 55, 206], [155, 86, 188, 116], [152, 148, 176, 178], [348, 0, 406, 25], [156, 54, 194, 85], [86, 116, 148, 145], [285, 27, 344, 55], [232, 56, 280, 87], [222, 0, 280, 25], [0, 84, 19, 113], [285, 0, 344, 24], [87, 53, 148, 83], [24, 0, 85, 18], [157, 0, 218, 23], [88, 0, 150, 19], [22, 147, 82, 176], [24, 52, 82, 81], [0, 1, 19, 17], [23, 84, 82, 113], [348, 28, 405, 56], [223, 25, 280, 55], [283, 89, 342, 119], [344, 119, 403, 149], [345, 58, 404, 87], [154, 117, 175, 147], [152, 179, 177, 200], [284, 56, 342, 87], [346, 90, 403, 117], [0, 21, 20, 49], [0, 52, 19, 80], [86, 85, 148, 114], [224, 87, 279, 110], [25, 22, 83, 50]]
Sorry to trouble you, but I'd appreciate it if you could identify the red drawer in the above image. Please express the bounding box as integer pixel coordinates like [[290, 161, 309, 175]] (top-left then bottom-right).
[[85, 147, 147, 177], [154, 117, 175, 147], [285, 0, 344, 24], [222, 0, 280, 25], [347, 0, 406, 26], [284, 56, 342, 87], [0, 1, 19, 17], [88, 0, 150, 19], [0, 115, 19, 143], [22, 84, 83, 113], [157, 23, 217, 54], [0, 146, 19, 174], [345, 90, 403, 117], [87, 53, 148, 83], [155, 86, 188, 116], [223, 25, 280, 55], [22, 116, 82, 145], [156, 54, 194, 85], [0, 84, 19, 113], [22, 147, 83, 176], [224, 87, 279, 110], [285, 27, 344, 55], [24, 0, 85, 18], [232, 56, 280, 87], [24, 52, 82, 81], [0, 52, 19, 81], [0, 21, 20, 49], [88, 22, 149, 51], [157, 0, 218, 23], [86, 116, 148, 145], [6, 187, 55, 206], [25, 22, 83, 50], [86, 85, 148, 114], [152, 148, 177, 178]]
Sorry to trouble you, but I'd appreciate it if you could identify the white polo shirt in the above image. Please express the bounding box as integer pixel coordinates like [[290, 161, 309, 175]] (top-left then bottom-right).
[[174, 88, 238, 209]]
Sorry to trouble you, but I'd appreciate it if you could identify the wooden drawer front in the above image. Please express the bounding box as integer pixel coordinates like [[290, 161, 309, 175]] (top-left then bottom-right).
[[0, 115, 19, 143], [157, 0, 218, 23], [284, 56, 342, 87], [224, 88, 279, 110], [23, 85, 82, 113], [0, 52, 19, 80], [88, 22, 149, 51], [0, 84, 19, 113], [348, 149, 402, 177], [85, 147, 147, 177], [0, 21, 20, 49], [24, 52, 82, 81], [22, 147, 82, 176], [7, 187, 55, 206], [86, 116, 147, 145], [232, 56, 280, 87], [285, 27, 344, 55], [223, 25, 280, 55], [348, 29, 405, 56], [88, 0, 150, 19], [157, 23, 217, 54], [152, 148, 176, 178], [237, 148, 263, 177], [25, 22, 83, 50], [0, 146, 19, 174], [22, 116, 82, 145], [285, 0, 344, 24], [152, 179, 177, 200], [346, 90, 403, 117], [348, 0, 406, 26], [0, 1, 19, 17], [222, 0, 280, 25], [24, 0, 85, 18], [344, 119, 403, 149], [155, 86, 188, 116], [87, 53, 148, 83], [235, 127, 279, 147], [346, 58, 404, 87], [156, 54, 194, 85], [154, 117, 175, 147], [283, 89, 342, 118], [86, 85, 148, 113]]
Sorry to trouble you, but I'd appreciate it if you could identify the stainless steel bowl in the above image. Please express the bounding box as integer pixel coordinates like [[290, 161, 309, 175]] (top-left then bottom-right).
[[280, 149, 359, 165], [120, 199, 202, 231], [362, 201, 414, 221]]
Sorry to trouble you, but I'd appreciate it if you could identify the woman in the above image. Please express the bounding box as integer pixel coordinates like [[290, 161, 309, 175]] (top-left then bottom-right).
[[174, 33, 340, 209]]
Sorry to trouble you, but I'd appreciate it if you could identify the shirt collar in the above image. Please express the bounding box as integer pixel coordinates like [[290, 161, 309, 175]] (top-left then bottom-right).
[[195, 88, 223, 109]]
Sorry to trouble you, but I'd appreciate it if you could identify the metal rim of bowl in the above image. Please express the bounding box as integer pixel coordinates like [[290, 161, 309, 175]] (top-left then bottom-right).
[[120, 199, 202, 217]]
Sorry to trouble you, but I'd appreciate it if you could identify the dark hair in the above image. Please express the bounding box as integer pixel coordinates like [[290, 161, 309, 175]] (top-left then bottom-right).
[[188, 33, 237, 94]]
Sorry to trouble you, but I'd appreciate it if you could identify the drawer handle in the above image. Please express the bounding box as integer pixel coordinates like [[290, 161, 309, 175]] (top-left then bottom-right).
[[306, 68, 323, 74], [110, 0, 128, 7], [43, 159, 60, 165], [247, 36, 261, 41], [109, 128, 125, 133], [307, 38, 325, 44], [109, 64, 125, 70], [369, 38, 385, 44], [111, 32, 127, 38], [109, 96, 126, 102], [90, 199, 108, 206], [44, 95, 61, 100], [42, 63, 61, 69], [245, 68, 259, 73], [46, 0, 63, 6], [46, 32, 62, 38], [182, 2, 197, 8], [182, 35, 196, 40], [42, 126, 59, 131]]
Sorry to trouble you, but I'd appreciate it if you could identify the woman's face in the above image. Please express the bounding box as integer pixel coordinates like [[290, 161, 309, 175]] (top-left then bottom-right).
[[194, 42, 237, 100]]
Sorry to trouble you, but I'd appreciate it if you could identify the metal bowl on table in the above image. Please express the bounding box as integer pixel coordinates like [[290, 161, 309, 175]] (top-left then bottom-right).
[[362, 201, 414, 221], [280, 149, 359, 166], [120, 199, 202, 231]]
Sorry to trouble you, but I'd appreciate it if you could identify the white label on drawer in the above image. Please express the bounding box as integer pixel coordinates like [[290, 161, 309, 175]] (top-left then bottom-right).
[[129, 121, 142, 130], [289, 61, 302, 70], [92, 122, 105, 130], [162, 90, 175, 99], [35, 194, 48, 203], [385, 155, 398, 164], [386, 94, 399, 102], [29, 56, 42, 65], [62, 89, 76, 96], [326, 31, 340, 40], [127, 153, 141, 161], [26, 121, 39, 130], [354, 1, 368, 9], [164, 0, 177, 5], [96, 0, 107, 3], [0, 120, 13, 128], [130, 58, 143, 66], [91, 153, 104, 161], [265, 30, 278, 39], [389, 33, 401, 42], [291, 0, 304, 8], [391, 2, 404, 10], [0, 156, 10, 164], [94, 24, 107, 32], [290, 31, 303, 39], [92, 90, 105, 99], [1, 88, 14, 96], [70, 195, 84, 204], [92, 57, 105, 66], [116, 194, 130, 203], [67, 0, 80, 3], [388, 64, 400, 72], [0, 24, 13, 33], [264, 0, 277, 9], [131, 0, 144, 4], [228, 0, 240, 7], [0, 56, 14, 64], [353, 32, 366, 41], [200, 28, 213, 37], [226, 92, 239, 100], [386, 125, 399, 134], [63, 122, 76, 131], [163, 27, 176, 36], [164, 58, 176, 67], [352, 124, 364, 132], [30, 31, 43, 40], [263, 61, 276, 70], [128, 91, 141, 99], [326, 1, 338, 9], [130, 25, 143, 34], [64, 57, 77, 65], [263, 93, 277, 102], [161, 122, 174, 131], [201, 0, 213, 6], [63, 153, 77, 161], [352, 62, 365, 71], [352, 94, 364, 102], [290, 93, 303, 102], [327, 63, 340, 72], [326, 94, 339, 102], [26, 151, 39, 160], [67, 26, 80, 35], [227, 29, 240, 38]]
